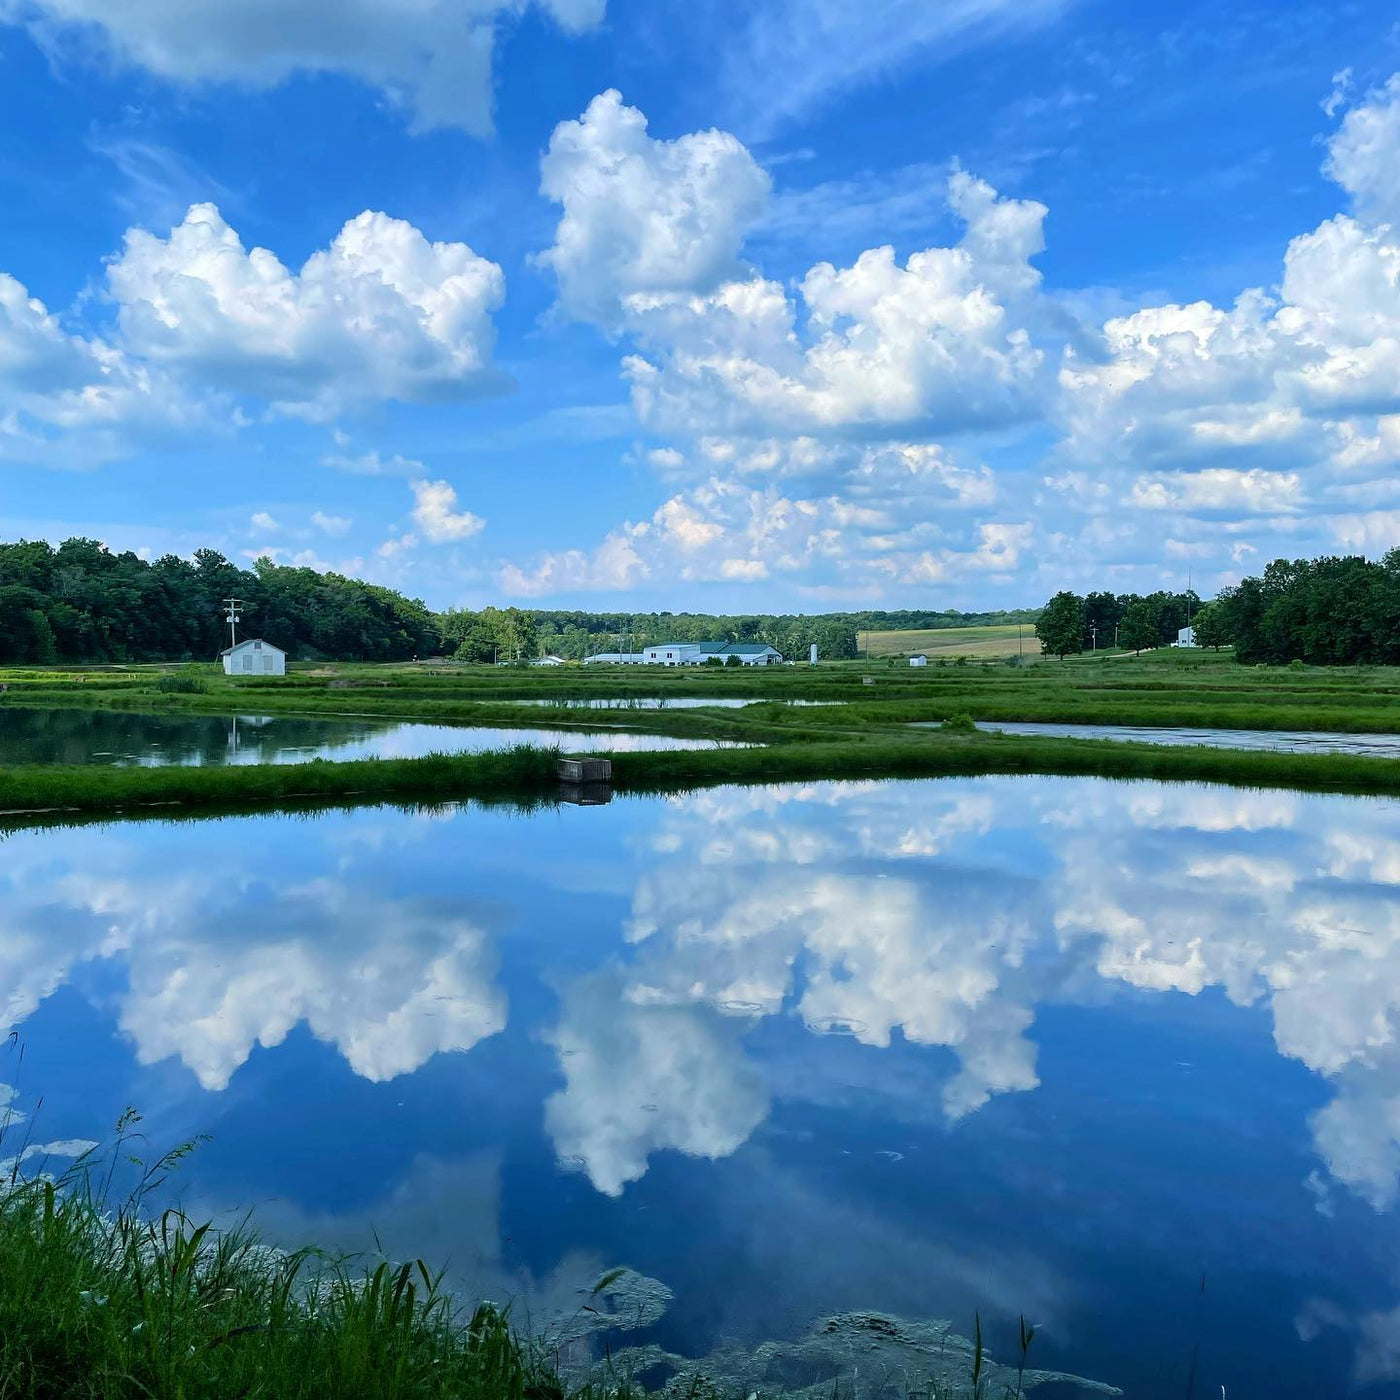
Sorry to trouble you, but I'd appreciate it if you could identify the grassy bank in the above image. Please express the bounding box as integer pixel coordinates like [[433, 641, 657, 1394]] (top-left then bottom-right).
[[1, 729, 1398, 830], [0, 745, 563, 822], [0, 1124, 594, 1400], [0, 1119, 1070, 1400]]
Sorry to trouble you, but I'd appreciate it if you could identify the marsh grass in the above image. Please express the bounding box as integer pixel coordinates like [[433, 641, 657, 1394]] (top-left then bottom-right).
[[0, 744, 563, 823], [0, 1102, 1049, 1400], [7, 649, 1400, 733], [0, 728, 1398, 833], [0, 1106, 610, 1400]]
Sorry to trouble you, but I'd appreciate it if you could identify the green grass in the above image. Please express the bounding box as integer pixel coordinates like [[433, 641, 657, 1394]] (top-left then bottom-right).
[[9, 649, 1400, 737], [0, 745, 563, 823], [1, 728, 1398, 834], [0, 1111, 1072, 1400], [0, 1113, 604, 1400], [0, 651, 1398, 828]]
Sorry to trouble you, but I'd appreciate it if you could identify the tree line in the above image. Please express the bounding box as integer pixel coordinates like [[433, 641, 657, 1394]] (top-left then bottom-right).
[[0, 540, 439, 664], [1035, 588, 1202, 659], [439, 608, 868, 663], [1035, 553, 1400, 665], [0, 537, 1039, 665], [1201, 553, 1400, 665]]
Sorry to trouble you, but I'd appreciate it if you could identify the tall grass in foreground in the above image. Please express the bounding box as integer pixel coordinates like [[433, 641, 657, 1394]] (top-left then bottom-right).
[[0, 1111, 582, 1400], [0, 1109, 1076, 1400]]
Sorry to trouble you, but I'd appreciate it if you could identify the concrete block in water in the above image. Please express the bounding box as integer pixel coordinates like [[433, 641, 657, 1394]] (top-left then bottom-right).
[[558, 757, 613, 783]]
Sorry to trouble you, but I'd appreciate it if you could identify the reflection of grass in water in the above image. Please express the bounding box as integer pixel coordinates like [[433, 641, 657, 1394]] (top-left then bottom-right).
[[0, 1106, 1118, 1400], [5, 727, 1400, 836]]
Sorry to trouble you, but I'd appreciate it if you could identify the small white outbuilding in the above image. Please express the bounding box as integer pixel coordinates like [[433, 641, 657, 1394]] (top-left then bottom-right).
[[1172, 626, 1197, 648], [221, 638, 286, 676], [909, 654, 928, 667]]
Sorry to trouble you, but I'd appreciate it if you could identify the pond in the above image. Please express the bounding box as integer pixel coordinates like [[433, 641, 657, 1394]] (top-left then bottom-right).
[[0, 706, 741, 765], [4, 775, 1400, 1398], [967, 719, 1400, 756]]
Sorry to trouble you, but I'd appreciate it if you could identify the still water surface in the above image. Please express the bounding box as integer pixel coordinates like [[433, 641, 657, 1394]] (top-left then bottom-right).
[[971, 719, 1400, 756], [0, 706, 739, 764], [5, 776, 1400, 1397]]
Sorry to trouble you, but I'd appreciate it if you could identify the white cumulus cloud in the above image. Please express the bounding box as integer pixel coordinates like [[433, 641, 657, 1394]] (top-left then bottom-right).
[[109, 203, 507, 419], [537, 89, 771, 331], [410, 478, 485, 543]]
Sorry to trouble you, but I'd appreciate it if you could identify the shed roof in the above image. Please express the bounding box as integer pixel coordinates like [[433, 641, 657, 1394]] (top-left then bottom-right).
[[219, 637, 285, 657]]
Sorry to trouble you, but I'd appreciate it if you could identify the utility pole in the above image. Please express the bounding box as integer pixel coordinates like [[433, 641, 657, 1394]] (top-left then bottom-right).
[[1091, 622, 1098, 652], [223, 598, 243, 651]]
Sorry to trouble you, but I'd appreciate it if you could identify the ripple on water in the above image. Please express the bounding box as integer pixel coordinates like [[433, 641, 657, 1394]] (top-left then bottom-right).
[[803, 1014, 868, 1036]]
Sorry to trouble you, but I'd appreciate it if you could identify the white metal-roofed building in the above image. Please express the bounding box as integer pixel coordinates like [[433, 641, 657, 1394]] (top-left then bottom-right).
[[714, 643, 783, 665], [641, 642, 785, 666], [221, 638, 286, 676], [643, 643, 706, 665]]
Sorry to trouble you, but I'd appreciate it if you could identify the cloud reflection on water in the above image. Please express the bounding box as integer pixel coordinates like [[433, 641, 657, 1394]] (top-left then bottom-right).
[[4, 778, 1400, 1219]]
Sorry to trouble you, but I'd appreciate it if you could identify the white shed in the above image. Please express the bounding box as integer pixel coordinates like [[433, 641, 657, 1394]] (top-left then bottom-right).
[[221, 638, 286, 676], [1172, 626, 1197, 648], [909, 654, 928, 667]]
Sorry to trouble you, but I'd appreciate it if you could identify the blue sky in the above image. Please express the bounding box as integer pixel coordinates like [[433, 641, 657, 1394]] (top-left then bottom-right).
[[2, 0, 1399, 611]]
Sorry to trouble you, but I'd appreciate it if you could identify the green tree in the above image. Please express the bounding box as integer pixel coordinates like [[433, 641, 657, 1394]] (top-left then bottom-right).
[[1190, 602, 1228, 649], [1035, 591, 1084, 659], [1081, 591, 1122, 651], [1117, 599, 1161, 654]]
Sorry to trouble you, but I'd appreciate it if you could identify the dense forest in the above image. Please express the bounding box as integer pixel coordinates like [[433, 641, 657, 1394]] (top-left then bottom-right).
[[0, 537, 1036, 664], [0, 539, 439, 663], [1034, 588, 1203, 658], [1201, 553, 1400, 665]]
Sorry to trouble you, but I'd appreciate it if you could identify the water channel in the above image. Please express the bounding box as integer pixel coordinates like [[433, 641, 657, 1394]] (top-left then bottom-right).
[[955, 719, 1400, 757], [0, 706, 740, 765]]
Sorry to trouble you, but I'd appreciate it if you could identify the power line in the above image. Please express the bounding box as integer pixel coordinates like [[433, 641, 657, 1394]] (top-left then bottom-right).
[[223, 597, 244, 652]]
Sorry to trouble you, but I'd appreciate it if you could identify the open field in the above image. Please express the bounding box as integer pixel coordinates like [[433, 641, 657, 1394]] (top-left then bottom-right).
[[858, 623, 1030, 657]]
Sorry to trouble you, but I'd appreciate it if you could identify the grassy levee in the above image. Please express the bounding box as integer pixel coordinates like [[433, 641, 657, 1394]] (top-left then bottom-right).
[[0, 745, 564, 822], [604, 732, 1400, 797], [10, 673, 1400, 734], [2, 730, 1399, 831]]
